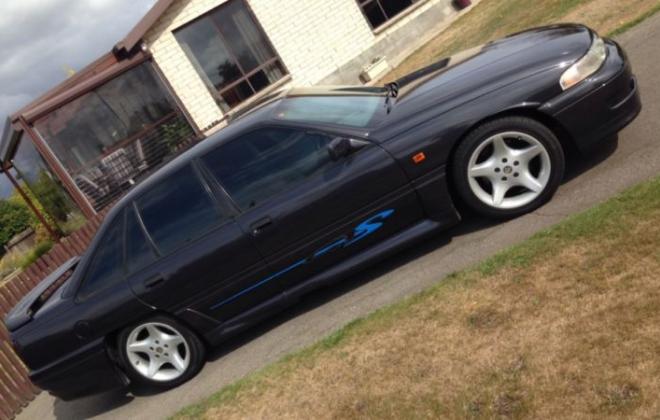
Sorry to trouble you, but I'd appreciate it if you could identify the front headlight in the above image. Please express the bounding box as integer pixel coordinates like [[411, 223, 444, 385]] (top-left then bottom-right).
[[559, 35, 607, 90]]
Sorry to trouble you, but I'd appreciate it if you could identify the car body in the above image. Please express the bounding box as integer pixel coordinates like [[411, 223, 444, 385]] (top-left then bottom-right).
[[5, 24, 640, 400]]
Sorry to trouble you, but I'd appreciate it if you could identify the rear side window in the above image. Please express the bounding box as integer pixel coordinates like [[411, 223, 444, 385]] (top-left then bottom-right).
[[136, 164, 225, 255], [126, 208, 157, 273], [77, 212, 125, 299], [201, 128, 334, 210]]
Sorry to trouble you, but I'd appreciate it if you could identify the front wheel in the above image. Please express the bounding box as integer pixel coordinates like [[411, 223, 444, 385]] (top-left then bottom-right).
[[452, 116, 565, 218], [117, 315, 206, 389]]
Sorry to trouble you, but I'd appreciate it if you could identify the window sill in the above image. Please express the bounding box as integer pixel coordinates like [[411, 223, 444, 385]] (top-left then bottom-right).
[[371, 0, 434, 36]]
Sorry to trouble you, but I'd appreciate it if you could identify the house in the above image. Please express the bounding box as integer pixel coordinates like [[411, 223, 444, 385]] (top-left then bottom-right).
[[0, 0, 468, 231]]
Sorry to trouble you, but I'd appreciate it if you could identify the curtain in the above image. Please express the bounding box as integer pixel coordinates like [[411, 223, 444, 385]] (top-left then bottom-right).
[[233, 9, 282, 83]]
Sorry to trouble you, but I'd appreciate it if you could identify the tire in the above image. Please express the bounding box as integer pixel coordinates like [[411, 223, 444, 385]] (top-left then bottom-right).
[[117, 315, 206, 389], [451, 116, 565, 218]]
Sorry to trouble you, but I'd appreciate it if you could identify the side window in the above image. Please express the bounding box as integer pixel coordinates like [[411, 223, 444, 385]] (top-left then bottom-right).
[[77, 211, 125, 299], [126, 207, 157, 273], [201, 128, 335, 210], [136, 164, 225, 255]]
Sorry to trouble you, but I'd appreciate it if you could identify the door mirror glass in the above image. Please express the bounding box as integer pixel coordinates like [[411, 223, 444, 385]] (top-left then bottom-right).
[[327, 137, 369, 161]]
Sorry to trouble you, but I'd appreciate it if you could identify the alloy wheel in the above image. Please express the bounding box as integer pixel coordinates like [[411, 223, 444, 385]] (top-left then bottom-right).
[[125, 322, 191, 382], [466, 131, 551, 209]]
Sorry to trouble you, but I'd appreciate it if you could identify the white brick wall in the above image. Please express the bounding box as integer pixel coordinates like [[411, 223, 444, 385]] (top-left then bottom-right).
[[144, 0, 231, 132], [144, 0, 455, 133]]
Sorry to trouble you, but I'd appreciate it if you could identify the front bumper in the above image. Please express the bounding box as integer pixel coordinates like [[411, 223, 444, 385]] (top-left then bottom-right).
[[29, 339, 127, 401], [540, 39, 641, 152]]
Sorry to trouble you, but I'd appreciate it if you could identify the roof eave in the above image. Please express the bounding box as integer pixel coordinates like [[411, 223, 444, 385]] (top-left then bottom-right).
[[0, 117, 24, 166], [113, 0, 175, 56]]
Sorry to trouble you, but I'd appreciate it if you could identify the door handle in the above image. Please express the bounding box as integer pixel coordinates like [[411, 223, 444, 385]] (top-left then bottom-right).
[[250, 216, 273, 236], [143, 275, 166, 289]]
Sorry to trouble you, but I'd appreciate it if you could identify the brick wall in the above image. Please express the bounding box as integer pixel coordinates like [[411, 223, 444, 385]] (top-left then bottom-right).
[[145, 0, 229, 132], [144, 0, 457, 134]]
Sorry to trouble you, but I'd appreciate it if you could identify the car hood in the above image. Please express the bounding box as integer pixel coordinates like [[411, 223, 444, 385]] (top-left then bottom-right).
[[376, 24, 594, 137], [4, 257, 79, 332]]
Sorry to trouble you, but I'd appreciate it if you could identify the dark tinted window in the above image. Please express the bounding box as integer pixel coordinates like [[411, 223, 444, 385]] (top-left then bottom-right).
[[78, 212, 125, 299], [126, 208, 157, 273], [136, 165, 224, 254], [358, 0, 415, 29], [202, 128, 335, 210]]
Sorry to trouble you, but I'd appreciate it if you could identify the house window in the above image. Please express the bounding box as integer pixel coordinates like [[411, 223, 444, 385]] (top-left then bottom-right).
[[175, 0, 287, 112], [358, 0, 418, 29]]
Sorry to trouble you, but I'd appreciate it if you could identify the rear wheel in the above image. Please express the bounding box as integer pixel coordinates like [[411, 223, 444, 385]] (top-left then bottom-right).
[[452, 116, 565, 218], [117, 315, 206, 389]]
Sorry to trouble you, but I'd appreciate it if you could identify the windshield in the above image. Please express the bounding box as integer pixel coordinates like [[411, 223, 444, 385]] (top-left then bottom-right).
[[273, 95, 387, 128]]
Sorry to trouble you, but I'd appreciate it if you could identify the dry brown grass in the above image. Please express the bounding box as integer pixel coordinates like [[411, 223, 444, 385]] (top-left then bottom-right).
[[175, 175, 660, 419], [382, 0, 660, 81]]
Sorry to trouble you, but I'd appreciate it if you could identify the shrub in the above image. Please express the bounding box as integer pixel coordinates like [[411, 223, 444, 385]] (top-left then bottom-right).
[[19, 241, 54, 269], [0, 199, 32, 247]]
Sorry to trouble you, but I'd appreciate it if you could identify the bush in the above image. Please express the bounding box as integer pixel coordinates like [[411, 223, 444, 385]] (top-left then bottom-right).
[[19, 241, 54, 269], [0, 199, 32, 247]]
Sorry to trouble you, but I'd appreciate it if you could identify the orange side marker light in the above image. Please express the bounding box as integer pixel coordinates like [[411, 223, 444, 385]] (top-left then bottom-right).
[[412, 152, 426, 164]]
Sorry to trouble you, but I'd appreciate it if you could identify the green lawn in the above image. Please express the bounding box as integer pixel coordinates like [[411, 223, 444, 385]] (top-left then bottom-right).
[[175, 175, 660, 419], [382, 0, 660, 82]]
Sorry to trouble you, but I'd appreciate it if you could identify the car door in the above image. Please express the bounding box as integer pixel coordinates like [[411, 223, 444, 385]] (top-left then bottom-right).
[[126, 163, 274, 322], [199, 126, 424, 310]]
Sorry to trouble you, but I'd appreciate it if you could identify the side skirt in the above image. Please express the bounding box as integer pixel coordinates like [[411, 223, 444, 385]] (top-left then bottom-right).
[[205, 217, 447, 345]]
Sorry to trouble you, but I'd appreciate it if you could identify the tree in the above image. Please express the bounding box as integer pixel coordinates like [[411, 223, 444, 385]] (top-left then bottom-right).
[[29, 171, 71, 223], [0, 199, 32, 248]]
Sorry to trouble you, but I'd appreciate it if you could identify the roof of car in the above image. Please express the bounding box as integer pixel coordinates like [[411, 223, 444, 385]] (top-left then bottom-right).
[[105, 86, 387, 218]]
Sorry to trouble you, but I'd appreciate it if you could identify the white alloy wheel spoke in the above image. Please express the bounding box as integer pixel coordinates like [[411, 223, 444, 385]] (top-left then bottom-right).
[[519, 171, 543, 192], [491, 135, 512, 158], [492, 181, 509, 206], [145, 324, 162, 341], [512, 144, 543, 163], [146, 357, 163, 378], [170, 352, 187, 373], [127, 340, 151, 353], [162, 333, 184, 348], [469, 158, 497, 178]]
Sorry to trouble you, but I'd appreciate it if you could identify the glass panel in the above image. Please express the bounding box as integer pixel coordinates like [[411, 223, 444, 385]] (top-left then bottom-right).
[[274, 96, 385, 127], [78, 212, 124, 299], [202, 128, 335, 210], [248, 62, 286, 95], [220, 80, 254, 109], [175, 0, 287, 111], [11, 134, 84, 233], [248, 70, 270, 93], [34, 64, 175, 174], [362, 1, 388, 28], [32, 63, 195, 212], [212, 0, 277, 73], [360, 0, 415, 28], [175, 18, 241, 90], [380, 0, 414, 19], [126, 208, 156, 273], [136, 165, 223, 255]]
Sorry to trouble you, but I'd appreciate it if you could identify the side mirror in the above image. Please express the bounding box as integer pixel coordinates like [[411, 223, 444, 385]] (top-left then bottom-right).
[[327, 138, 369, 161]]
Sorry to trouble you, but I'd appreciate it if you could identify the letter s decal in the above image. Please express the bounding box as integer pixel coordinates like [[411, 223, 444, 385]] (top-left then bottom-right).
[[345, 209, 395, 246]]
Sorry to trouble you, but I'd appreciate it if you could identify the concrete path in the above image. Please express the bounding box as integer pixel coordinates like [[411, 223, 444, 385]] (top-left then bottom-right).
[[17, 14, 660, 420]]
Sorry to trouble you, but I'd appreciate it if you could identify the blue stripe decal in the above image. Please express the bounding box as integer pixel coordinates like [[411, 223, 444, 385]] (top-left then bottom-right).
[[209, 209, 395, 311], [209, 259, 307, 310]]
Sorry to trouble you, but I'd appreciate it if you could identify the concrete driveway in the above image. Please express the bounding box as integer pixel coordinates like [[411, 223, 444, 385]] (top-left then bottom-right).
[[18, 14, 660, 420]]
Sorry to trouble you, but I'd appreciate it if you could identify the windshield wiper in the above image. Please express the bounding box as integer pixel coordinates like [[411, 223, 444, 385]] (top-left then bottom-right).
[[384, 82, 399, 114]]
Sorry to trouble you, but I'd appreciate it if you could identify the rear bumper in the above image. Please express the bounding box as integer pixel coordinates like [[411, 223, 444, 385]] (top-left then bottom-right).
[[541, 39, 641, 152], [30, 340, 127, 401]]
